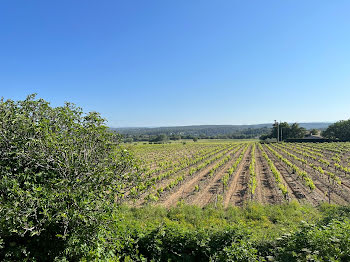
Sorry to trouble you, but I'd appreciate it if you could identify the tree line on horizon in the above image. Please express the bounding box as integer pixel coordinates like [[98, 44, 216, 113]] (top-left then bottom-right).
[[259, 120, 350, 142], [120, 119, 350, 143], [121, 127, 271, 143]]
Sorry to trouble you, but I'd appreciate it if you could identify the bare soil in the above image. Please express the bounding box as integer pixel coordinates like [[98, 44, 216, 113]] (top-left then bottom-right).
[[188, 146, 245, 207], [255, 145, 283, 204], [223, 145, 251, 208], [159, 146, 240, 208]]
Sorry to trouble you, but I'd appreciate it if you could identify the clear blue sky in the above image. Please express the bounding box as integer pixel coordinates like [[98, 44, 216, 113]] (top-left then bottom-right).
[[1, 1, 349, 127]]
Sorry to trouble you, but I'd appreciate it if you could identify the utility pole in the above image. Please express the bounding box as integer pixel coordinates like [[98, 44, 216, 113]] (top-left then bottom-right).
[[274, 120, 279, 142], [279, 120, 281, 142], [281, 127, 283, 142]]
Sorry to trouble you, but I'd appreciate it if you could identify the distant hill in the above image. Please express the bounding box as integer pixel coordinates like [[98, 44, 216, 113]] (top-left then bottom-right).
[[112, 122, 332, 137]]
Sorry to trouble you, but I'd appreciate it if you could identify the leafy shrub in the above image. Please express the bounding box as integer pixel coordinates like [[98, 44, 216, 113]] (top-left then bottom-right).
[[271, 219, 350, 261], [0, 94, 139, 260]]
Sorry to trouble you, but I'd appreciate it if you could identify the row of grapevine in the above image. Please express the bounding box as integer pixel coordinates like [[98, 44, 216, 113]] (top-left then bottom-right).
[[222, 144, 249, 192], [274, 143, 341, 186], [248, 143, 257, 199], [258, 144, 288, 196], [264, 144, 316, 190], [140, 143, 229, 179], [144, 144, 244, 202], [132, 144, 238, 197], [288, 143, 350, 174]]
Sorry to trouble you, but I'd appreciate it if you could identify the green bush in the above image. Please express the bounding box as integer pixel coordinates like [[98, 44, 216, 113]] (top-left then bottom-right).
[[81, 204, 350, 261], [271, 219, 350, 261], [0, 94, 139, 260]]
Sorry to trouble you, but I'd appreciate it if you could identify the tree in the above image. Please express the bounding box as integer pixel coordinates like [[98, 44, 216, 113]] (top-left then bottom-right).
[[259, 134, 270, 141], [279, 122, 291, 141], [309, 129, 319, 135], [169, 134, 181, 140], [193, 137, 198, 142], [260, 122, 306, 141], [322, 120, 350, 141], [289, 123, 306, 139], [0, 94, 139, 260], [151, 134, 168, 143]]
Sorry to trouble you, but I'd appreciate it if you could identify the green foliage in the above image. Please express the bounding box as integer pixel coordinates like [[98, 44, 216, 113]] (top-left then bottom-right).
[[216, 240, 259, 262], [222, 173, 229, 191], [259, 143, 288, 196], [78, 203, 350, 261], [116, 125, 272, 141], [322, 119, 350, 141], [309, 128, 319, 135], [261, 122, 307, 141], [266, 144, 315, 190], [271, 219, 350, 261], [0, 94, 139, 260], [151, 134, 168, 143], [249, 144, 257, 197]]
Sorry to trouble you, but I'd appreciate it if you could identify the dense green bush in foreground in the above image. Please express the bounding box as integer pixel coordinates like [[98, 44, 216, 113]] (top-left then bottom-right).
[[79, 203, 350, 262], [2, 201, 350, 261], [0, 95, 139, 261]]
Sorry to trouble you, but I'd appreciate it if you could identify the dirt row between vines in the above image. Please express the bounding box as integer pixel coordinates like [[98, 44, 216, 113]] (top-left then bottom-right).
[[186, 146, 245, 207], [276, 144, 350, 197], [140, 145, 228, 183], [264, 144, 350, 205], [271, 144, 350, 205], [254, 145, 284, 204], [182, 143, 286, 208], [131, 145, 236, 206], [262, 145, 323, 206], [157, 142, 322, 208], [132, 143, 350, 208], [221, 145, 251, 207], [158, 145, 243, 208]]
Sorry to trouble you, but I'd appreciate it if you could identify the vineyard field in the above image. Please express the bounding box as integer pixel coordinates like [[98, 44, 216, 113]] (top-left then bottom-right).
[[126, 141, 350, 207]]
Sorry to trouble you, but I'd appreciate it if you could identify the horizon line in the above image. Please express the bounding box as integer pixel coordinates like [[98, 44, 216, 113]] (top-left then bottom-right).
[[110, 121, 334, 129]]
